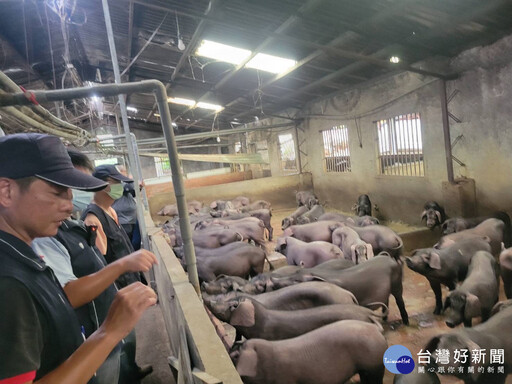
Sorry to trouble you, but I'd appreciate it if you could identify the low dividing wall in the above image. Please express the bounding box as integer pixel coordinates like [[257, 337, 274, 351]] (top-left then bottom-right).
[[148, 219, 242, 384], [149, 173, 313, 220], [145, 171, 253, 199]]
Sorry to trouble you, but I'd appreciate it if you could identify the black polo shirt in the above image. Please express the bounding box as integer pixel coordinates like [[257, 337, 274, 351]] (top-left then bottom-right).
[[0, 230, 93, 382]]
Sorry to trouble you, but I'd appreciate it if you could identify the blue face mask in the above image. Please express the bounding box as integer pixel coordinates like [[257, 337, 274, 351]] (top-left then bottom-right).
[[72, 189, 93, 214]]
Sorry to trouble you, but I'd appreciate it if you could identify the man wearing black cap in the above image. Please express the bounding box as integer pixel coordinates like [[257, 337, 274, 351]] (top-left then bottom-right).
[[82, 164, 142, 288], [0, 133, 157, 383], [32, 149, 157, 384]]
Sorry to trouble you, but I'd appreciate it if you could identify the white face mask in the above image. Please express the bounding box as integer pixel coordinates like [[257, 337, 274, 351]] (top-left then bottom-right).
[[72, 189, 93, 214]]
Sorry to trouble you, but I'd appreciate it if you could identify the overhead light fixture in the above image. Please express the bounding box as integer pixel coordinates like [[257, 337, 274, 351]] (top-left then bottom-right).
[[196, 40, 251, 65], [390, 56, 400, 64], [196, 39, 296, 74], [196, 102, 224, 112], [172, 122, 177, 127], [168, 97, 196, 106], [154, 113, 160, 117], [127, 106, 138, 113], [216, 136, 221, 143], [246, 53, 296, 74]]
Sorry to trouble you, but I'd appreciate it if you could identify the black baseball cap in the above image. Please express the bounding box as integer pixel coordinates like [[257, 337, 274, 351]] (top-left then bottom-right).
[[0, 133, 108, 191], [93, 164, 133, 183]]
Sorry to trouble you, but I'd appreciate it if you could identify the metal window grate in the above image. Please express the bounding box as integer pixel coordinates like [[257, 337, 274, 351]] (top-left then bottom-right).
[[154, 156, 172, 177], [278, 133, 298, 174], [376, 112, 424, 176], [321, 125, 351, 173]]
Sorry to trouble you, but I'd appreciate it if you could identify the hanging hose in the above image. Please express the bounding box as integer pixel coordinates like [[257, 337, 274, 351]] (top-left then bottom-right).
[[1, 105, 84, 141], [0, 71, 90, 136]]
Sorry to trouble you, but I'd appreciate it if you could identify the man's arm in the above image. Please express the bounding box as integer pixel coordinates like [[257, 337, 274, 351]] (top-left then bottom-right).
[[35, 283, 156, 384], [63, 249, 157, 308], [33, 229, 157, 309], [83, 214, 108, 255]]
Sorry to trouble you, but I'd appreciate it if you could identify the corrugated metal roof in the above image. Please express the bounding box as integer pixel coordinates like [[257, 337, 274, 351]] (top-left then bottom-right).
[[1, 0, 512, 134]]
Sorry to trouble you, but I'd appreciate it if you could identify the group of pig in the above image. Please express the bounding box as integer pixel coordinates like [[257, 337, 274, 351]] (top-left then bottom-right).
[[161, 192, 512, 383], [200, 191, 416, 383], [160, 196, 274, 282], [405, 202, 512, 383]]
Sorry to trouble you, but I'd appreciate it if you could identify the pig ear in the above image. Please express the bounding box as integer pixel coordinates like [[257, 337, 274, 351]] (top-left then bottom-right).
[[435, 210, 442, 223], [428, 252, 442, 269], [481, 235, 491, 244], [366, 244, 374, 259], [464, 293, 482, 319], [350, 245, 357, 264], [421, 210, 427, 220], [347, 217, 356, 224], [236, 345, 258, 378], [210, 201, 217, 209], [502, 242, 506, 251], [230, 300, 255, 327]]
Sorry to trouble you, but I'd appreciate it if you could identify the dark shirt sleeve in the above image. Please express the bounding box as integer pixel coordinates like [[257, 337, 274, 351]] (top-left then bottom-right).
[[0, 277, 43, 380]]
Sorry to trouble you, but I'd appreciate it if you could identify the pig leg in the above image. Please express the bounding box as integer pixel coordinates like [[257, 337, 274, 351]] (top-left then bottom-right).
[[393, 291, 409, 326], [429, 281, 443, 314]]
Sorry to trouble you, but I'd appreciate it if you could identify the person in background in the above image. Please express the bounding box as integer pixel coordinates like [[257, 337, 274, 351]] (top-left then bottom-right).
[[82, 165, 141, 288], [32, 149, 156, 384], [82, 164, 151, 384], [0, 133, 156, 384], [112, 179, 140, 250]]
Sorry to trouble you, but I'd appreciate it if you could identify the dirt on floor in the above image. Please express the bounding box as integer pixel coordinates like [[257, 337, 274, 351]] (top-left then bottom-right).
[[267, 208, 512, 384]]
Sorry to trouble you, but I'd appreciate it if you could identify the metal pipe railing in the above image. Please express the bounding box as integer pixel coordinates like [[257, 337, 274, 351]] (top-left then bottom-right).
[[0, 80, 201, 294]]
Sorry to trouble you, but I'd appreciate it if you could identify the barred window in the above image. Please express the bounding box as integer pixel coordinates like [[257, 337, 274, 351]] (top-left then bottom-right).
[[154, 156, 171, 177], [321, 125, 351, 173], [376, 112, 424, 176]]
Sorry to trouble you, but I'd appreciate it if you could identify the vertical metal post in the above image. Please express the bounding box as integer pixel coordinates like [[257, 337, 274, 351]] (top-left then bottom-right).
[[153, 85, 200, 294], [440, 79, 455, 183], [293, 125, 302, 174], [130, 134, 149, 210], [101, 0, 149, 253]]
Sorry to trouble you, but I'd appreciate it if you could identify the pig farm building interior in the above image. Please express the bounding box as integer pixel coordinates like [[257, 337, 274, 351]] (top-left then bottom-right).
[[2, 0, 512, 383]]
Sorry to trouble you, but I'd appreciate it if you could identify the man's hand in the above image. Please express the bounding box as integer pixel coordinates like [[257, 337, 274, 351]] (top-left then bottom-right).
[[118, 249, 158, 273], [101, 282, 157, 340]]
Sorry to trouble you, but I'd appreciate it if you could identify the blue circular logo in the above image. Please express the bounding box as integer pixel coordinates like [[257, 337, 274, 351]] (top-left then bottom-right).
[[383, 345, 415, 374]]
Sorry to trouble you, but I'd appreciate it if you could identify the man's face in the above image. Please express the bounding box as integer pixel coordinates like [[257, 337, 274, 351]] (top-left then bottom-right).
[[8, 178, 73, 242]]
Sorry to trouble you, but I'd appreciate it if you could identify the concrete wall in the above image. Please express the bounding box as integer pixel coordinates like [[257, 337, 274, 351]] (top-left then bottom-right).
[[149, 173, 313, 220], [300, 34, 512, 225]]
